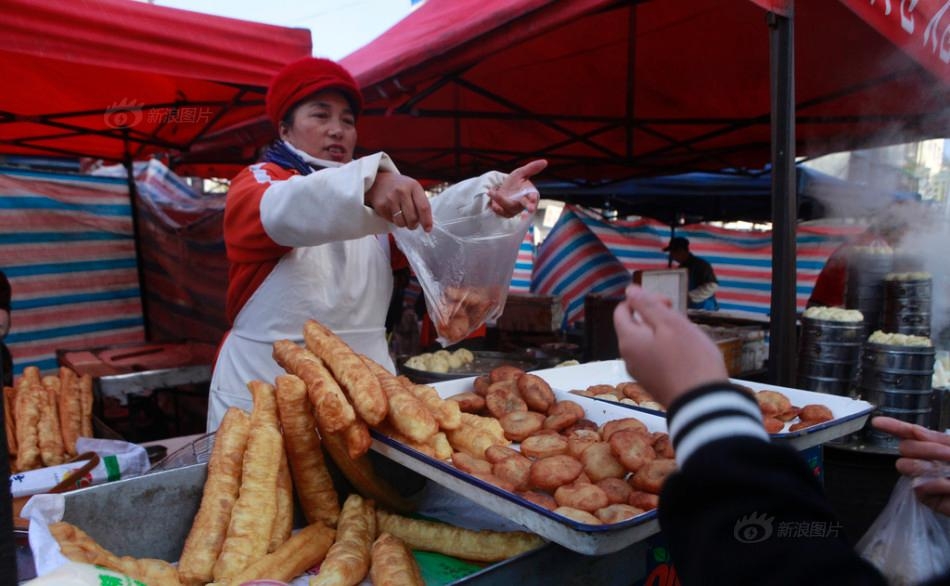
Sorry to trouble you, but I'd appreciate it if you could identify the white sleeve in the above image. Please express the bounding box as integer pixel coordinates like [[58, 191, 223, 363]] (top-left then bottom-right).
[[688, 282, 719, 303], [429, 171, 507, 219], [259, 152, 396, 247]]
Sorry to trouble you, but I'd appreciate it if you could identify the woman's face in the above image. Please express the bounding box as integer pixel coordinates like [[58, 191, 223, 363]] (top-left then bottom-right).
[[279, 89, 357, 163]]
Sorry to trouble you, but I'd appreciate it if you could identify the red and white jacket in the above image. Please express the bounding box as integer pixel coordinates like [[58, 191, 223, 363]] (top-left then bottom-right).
[[208, 151, 398, 430]]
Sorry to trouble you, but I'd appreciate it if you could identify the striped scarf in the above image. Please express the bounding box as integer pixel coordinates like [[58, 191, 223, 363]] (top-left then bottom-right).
[[261, 140, 325, 176]]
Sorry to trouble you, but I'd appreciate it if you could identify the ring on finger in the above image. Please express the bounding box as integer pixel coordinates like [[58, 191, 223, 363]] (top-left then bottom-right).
[[393, 209, 404, 218]]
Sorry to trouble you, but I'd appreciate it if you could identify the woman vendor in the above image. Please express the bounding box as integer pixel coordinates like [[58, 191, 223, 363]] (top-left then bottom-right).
[[208, 57, 545, 430]]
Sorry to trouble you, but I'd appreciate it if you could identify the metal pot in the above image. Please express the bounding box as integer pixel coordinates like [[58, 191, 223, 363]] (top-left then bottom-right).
[[861, 386, 934, 410], [859, 368, 934, 392], [797, 358, 860, 380], [801, 340, 863, 363], [861, 343, 935, 372], [800, 317, 865, 343], [797, 374, 853, 396]]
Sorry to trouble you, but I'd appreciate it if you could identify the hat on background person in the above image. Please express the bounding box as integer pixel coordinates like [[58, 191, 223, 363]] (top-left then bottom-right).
[[265, 57, 364, 128], [663, 236, 690, 252]]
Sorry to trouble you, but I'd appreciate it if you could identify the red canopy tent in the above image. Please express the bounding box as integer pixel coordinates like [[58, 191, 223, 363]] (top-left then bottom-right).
[[0, 0, 311, 175], [342, 0, 950, 184]]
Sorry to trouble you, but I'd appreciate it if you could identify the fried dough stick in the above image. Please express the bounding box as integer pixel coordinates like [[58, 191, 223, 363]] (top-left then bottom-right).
[[57, 367, 82, 457], [212, 522, 336, 586], [177, 407, 251, 586], [310, 494, 376, 586], [376, 509, 545, 563], [3, 386, 16, 458], [406, 383, 462, 431], [39, 375, 65, 466], [51, 521, 183, 586], [370, 533, 425, 586], [275, 374, 340, 528], [213, 382, 282, 582], [14, 374, 42, 471], [79, 373, 94, 438], [273, 340, 355, 434], [361, 356, 438, 444], [303, 320, 388, 426]]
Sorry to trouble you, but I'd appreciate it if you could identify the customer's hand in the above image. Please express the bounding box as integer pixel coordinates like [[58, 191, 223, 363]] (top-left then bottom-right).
[[872, 416, 950, 516], [489, 159, 547, 218], [613, 285, 729, 407], [366, 171, 433, 231]]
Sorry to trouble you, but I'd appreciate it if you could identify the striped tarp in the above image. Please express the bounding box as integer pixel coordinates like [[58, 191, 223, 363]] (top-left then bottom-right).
[[532, 206, 864, 325], [510, 225, 535, 294], [0, 167, 145, 374]]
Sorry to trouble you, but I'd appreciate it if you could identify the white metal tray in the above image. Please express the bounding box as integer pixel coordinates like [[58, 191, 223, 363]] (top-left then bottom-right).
[[529, 359, 875, 450], [371, 375, 665, 556]]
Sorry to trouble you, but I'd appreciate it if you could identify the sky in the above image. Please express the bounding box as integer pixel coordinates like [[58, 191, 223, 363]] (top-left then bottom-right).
[[152, 0, 417, 60]]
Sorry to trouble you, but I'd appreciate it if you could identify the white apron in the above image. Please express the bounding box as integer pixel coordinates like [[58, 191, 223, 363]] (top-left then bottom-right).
[[207, 234, 393, 430]]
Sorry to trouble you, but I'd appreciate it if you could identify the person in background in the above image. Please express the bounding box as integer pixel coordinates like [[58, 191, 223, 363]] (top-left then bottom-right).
[[613, 284, 888, 584], [208, 56, 545, 430], [0, 270, 12, 387], [663, 236, 719, 310]]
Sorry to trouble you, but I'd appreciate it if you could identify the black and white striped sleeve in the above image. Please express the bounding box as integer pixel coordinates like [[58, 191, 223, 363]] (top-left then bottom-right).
[[666, 383, 768, 466]]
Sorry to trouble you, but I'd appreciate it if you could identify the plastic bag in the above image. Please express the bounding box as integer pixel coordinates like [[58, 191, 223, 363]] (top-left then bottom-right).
[[857, 475, 950, 585], [393, 174, 534, 346]]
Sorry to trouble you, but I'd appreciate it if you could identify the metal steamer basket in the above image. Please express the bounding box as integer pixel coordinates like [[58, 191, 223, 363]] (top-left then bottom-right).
[[882, 277, 932, 337], [845, 250, 894, 335], [859, 342, 936, 446], [797, 317, 864, 396]]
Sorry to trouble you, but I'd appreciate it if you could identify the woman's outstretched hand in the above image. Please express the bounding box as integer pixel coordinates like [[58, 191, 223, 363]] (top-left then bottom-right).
[[488, 159, 547, 218]]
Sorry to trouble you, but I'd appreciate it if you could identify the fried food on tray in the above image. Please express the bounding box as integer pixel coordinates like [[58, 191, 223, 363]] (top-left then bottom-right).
[[529, 454, 583, 492], [580, 441, 627, 482], [628, 490, 659, 511], [472, 375, 491, 396], [485, 388, 528, 420], [517, 374, 555, 413], [554, 482, 610, 513], [563, 418, 598, 436], [178, 408, 251, 586], [520, 433, 568, 460], [596, 477, 634, 505], [778, 406, 801, 422], [273, 340, 355, 434], [499, 410, 545, 442], [362, 356, 438, 444], [543, 400, 583, 431], [799, 404, 833, 423], [376, 509, 545, 563], [459, 412, 507, 444], [406, 383, 462, 430], [370, 533, 425, 586], [447, 391, 486, 413], [342, 419, 373, 460], [318, 429, 414, 514], [763, 416, 785, 434], [553, 506, 602, 525], [304, 320, 388, 426], [213, 384, 283, 582], [618, 381, 653, 403], [484, 444, 521, 464], [451, 451, 493, 476], [517, 490, 558, 511], [629, 458, 677, 494], [219, 521, 335, 586], [489, 364, 525, 384], [609, 429, 656, 473], [78, 373, 94, 438], [789, 420, 818, 432], [446, 424, 500, 459], [470, 471, 516, 492], [491, 452, 532, 491], [566, 429, 601, 458], [600, 417, 648, 442], [756, 390, 791, 417], [595, 504, 644, 524], [311, 494, 376, 586], [50, 521, 183, 586], [274, 374, 340, 529]]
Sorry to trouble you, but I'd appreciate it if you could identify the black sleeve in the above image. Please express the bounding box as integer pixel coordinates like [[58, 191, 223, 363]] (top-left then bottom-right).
[[659, 436, 886, 586], [0, 271, 9, 311], [699, 257, 717, 284]]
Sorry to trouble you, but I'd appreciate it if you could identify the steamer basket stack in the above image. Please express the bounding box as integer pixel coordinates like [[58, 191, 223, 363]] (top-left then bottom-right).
[[797, 315, 864, 397], [844, 247, 894, 337], [882, 274, 931, 337]]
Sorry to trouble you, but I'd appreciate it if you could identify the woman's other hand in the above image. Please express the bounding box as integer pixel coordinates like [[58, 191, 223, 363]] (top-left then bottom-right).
[[489, 159, 548, 218], [366, 171, 433, 231], [871, 416, 950, 516], [613, 285, 729, 408]]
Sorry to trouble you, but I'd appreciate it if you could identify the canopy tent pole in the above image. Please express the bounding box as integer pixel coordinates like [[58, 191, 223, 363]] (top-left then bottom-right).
[[122, 131, 152, 341], [767, 4, 797, 386]]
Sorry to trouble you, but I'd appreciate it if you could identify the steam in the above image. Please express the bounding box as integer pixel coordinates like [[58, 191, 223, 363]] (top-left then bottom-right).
[[897, 212, 950, 349]]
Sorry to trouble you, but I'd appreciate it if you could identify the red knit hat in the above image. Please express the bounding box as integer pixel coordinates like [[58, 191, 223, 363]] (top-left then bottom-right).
[[265, 57, 363, 128]]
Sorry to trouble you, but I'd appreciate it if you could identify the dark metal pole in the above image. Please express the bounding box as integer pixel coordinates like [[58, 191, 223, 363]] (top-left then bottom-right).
[[767, 5, 797, 386], [123, 131, 151, 340]]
